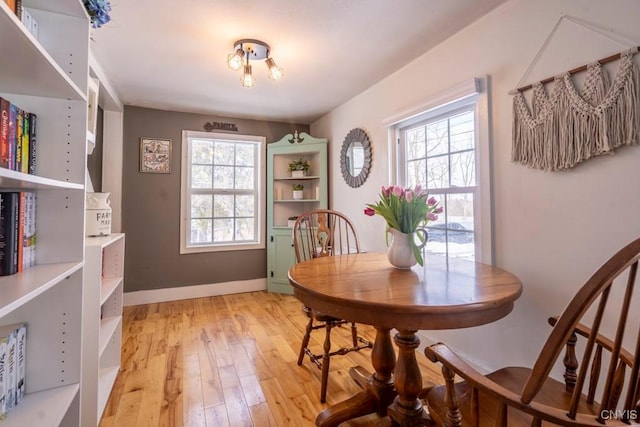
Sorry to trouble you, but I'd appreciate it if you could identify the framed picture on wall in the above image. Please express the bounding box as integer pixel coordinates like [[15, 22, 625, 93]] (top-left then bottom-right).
[[140, 137, 172, 173]]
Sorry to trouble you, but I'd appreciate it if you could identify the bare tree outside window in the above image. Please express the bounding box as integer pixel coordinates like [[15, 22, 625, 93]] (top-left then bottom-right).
[[403, 109, 476, 260], [186, 136, 260, 248]]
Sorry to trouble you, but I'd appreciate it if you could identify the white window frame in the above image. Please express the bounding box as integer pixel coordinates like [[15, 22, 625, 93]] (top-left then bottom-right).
[[180, 130, 266, 254], [386, 77, 493, 264]]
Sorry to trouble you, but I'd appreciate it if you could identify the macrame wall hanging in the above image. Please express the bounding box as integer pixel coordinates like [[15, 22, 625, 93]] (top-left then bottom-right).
[[510, 15, 640, 171]]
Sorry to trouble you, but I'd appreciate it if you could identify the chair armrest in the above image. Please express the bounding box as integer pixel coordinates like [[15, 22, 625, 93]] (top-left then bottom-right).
[[424, 343, 527, 408], [425, 343, 619, 426]]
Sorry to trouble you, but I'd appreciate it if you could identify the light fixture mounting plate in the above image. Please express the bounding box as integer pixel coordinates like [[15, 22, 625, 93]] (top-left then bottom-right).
[[233, 39, 270, 60]]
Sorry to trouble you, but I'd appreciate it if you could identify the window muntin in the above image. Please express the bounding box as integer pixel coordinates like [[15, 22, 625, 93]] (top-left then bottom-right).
[[181, 131, 265, 253], [401, 107, 478, 261]]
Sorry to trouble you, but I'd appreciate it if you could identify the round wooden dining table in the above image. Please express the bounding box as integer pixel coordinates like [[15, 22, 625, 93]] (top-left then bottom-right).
[[288, 252, 523, 427]]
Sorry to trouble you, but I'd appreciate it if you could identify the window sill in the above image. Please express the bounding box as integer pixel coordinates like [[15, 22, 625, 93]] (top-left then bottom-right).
[[180, 242, 265, 254]]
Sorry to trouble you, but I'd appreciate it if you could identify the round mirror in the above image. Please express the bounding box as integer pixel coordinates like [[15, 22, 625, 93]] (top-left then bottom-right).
[[340, 128, 372, 188]]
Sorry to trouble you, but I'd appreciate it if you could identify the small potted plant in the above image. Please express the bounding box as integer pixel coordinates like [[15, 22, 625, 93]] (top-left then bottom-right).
[[289, 158, 310, 178], [292, 184, 304, 200], [287, 216, 299, 227]]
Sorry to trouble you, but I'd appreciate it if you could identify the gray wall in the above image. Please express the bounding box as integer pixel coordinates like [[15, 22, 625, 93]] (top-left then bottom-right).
[[122, 106, 309, 292]]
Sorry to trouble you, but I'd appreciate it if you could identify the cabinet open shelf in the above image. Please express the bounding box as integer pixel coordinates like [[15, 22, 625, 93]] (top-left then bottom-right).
[[0, 384, 79, 427], [274, 176, 321, 181]]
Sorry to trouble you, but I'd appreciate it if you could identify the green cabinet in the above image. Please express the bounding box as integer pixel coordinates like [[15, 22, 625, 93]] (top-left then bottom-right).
[[267, 132, 328, 293]]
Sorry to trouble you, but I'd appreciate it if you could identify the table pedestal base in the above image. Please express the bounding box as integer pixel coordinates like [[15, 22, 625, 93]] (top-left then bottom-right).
[[316, 327, 396, 426], [315, 328, 432, 427], [386, 330, 430, 426]]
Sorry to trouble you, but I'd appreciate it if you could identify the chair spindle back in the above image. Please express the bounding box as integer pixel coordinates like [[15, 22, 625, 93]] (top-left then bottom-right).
[[522, 237, 640, 423], [292, 209, 361, 263]]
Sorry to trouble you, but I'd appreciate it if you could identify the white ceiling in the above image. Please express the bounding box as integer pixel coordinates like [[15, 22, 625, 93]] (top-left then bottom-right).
[[89, 0, 507, 124]]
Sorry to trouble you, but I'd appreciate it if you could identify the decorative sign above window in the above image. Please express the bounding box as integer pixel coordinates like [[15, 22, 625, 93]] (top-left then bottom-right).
[[203, 122, 238, 132]]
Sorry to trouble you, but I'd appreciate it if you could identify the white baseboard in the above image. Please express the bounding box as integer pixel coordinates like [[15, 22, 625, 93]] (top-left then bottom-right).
[[123, 278, 267, 306]]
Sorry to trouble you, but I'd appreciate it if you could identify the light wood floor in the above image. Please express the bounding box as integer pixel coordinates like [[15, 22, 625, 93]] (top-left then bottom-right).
[[99, 291, 444, 426]]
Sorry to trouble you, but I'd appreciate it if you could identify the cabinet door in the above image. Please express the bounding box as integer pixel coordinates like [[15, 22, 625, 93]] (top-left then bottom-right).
[[268, 232, 295, 294]]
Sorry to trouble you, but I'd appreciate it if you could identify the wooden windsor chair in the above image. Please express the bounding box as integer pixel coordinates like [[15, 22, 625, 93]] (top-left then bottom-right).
[[423, 236, 640, 426], [292, 209, 373, 403]]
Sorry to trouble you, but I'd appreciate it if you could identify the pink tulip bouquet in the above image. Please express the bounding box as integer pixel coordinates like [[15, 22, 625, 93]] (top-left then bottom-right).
[[364, 185, 442, 265]]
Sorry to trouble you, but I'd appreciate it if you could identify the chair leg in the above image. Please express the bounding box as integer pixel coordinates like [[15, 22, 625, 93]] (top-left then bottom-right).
[[351, 322, 358, 347], [298, 317, 313, 366], [320, 322, 333, 403]]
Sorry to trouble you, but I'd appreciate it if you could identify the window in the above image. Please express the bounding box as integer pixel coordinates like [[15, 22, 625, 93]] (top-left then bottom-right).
[[392, 78, 492, 263], [180, 131, 266, 253]]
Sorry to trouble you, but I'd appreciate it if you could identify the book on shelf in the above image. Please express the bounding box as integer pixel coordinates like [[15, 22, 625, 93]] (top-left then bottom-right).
[[0, 193, 19, 276], [19, 7, 38, 40], [27, 113, 36, 175], [2, 326, 16, 413], [20, 111, 28, 174], [0, 98, 9, 169], [0, 336, 6, 418], [14, 324, 25, 405], [16, 193, 24, 272], [0, 192, 36, 276], [19, 4, 29, 31], [0, 97, 37, 174], [17, 193, 24, 272], [14, 108, 22, 174], [23, 192, 35, 269], [7, 103, 16, 172], [2, 0, 16, 14], [0, 323, 26, 416], [29, 10, 37, 39]]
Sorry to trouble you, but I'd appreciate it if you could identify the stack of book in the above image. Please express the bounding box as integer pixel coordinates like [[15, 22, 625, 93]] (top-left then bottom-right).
[[2, 0, 38, 40], [0, 323, 26, 419], [0, 97, 37, 175], [0, 192, 36, 276]]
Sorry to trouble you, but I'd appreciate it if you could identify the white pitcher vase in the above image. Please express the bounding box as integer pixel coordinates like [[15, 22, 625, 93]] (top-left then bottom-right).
[[86, 192, 112, 236], [386, 228, 427, 269]]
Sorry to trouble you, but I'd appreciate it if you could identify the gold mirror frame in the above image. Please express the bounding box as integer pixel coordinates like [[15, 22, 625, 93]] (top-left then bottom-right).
[[340, 128, 372, 188]]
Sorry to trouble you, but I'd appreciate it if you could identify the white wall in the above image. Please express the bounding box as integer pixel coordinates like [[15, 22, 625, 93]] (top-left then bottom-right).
[[311, 0, 640, 372]]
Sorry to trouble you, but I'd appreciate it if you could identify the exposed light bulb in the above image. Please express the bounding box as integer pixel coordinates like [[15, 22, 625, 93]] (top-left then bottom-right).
[[227, 48, 244, 71], [241, 64, 255, 87], [266, 57, 284, 80]]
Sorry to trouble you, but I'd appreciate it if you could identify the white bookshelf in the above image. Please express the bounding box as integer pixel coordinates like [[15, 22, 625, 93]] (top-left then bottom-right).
[[82, 233, 125, 426], [3, 384, 80, 426], [0, 0, 89, 425]]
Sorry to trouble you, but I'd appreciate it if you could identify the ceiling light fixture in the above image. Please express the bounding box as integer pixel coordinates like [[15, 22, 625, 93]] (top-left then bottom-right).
[[227, 39, 283, 88]]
